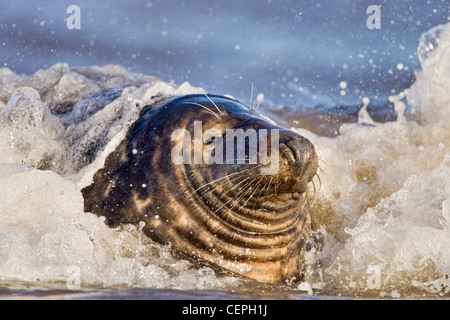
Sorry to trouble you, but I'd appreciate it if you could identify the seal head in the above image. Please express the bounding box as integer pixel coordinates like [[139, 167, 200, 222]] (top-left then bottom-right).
[[82, 94, 318, 284]]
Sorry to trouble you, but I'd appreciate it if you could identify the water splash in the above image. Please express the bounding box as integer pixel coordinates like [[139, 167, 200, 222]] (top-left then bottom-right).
[[0, 24, 449, 298], [297, 23, 450, 297]]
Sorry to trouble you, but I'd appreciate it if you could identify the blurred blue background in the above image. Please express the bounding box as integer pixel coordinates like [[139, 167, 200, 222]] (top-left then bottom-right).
[[1, 0, 448, 107]]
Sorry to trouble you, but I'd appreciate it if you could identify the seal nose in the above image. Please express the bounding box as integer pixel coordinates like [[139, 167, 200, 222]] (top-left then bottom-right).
[[285, 140, 311, 164], [279, 133, 316, 178]]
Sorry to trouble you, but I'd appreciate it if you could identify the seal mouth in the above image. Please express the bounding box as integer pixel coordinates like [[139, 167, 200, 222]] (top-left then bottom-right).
[[187, 167, 304, 236]]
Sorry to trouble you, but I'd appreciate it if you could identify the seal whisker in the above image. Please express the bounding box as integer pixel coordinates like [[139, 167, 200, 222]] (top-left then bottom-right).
[[225, 177, 271, 220], [185, 101, 220, 118], [318, 158, 327, 168], [252, 179, 271, 210], [249, 82, 254, 111], [190, 165, 261, 195], [223, 178, 259, 212], [226, 176, 253, 196], [318, 165, 325, 178], [202, 164, 265, 208], [309, 180, 317, 206], [212, 177, 253, 213], [242, 176, 264, 208], [203, 93, 224, 115], [192, 167, 259, 199], [263, 177, 274, 197], [254, 98, 262, 114], [315, 171, 322, 189]]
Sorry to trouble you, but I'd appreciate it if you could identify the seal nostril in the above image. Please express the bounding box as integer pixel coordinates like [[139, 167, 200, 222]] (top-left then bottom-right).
[[283, 141, 303, 164], [283, 139, 313, 166], [280, 138, 317, 181], [280, 142, 297, 164], [303, 150, 311, 164]]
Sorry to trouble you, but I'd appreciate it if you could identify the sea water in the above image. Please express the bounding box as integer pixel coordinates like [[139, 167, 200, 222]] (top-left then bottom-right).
[[0, 3, 449, 299]]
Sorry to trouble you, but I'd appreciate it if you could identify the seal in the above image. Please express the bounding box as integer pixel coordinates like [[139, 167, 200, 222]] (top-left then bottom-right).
[[82, 94, 318, 284]]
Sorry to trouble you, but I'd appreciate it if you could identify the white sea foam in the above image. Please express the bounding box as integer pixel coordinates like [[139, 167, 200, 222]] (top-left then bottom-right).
[[0, 24, 449, 297], [296, 23, 450, 297], [0, 65, 238, 290]]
